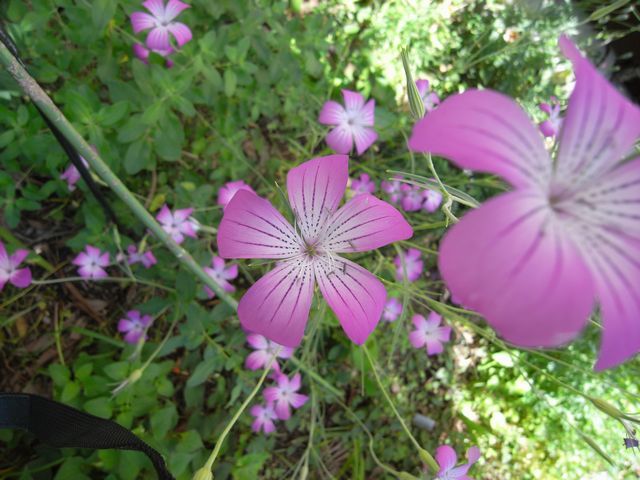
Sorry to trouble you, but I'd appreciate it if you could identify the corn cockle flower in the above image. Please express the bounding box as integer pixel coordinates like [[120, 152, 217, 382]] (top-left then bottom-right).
[[72, 245, 110, 279], [350, 173, 376, 196], [126, 245, 157, 268], [118, 310, 153, 344], [217, 155, 412, 347], [156, 204, 197, 244], [400, 185, 425, 212], [132, 43, 174, 68], [394, 248, 423, 282], [130, 0, 192, 52], [263, 373, 308, 420], [416, 79, 440, 113], [382, 175, 404, 204], [423, 189, 443, 213], [409, 36, 640, 370], [409, 313, 451, 356], [217, 180, 256, 209], [250, 403, 278, 435], [203, 256, 238, 298], [435, 445, 480, 480], [382, 297, 402, 322], [0, 242, 31, 291], [319, 90, 377, 155], [245, 333, 293, 371], [539, 96, 562, 137]]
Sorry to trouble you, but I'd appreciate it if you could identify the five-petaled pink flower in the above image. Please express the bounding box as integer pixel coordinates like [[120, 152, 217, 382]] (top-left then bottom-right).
[[72, 245, 110, 279], [263, 373, 308, 420], [126, 245, 157, 269], [409, 36, 640, 370], [394, 248, 423, 282], [245, 333, 294, 371], [130, 0, 192, 52], [250, 403, 278, 435], [217, 180, 256, 209], [409, 313, 452, 356], [217, 155, 412, 347], [416, 79, 440, 113], [435, 445, 480, 480], [319, 90, 377, 155], [539, 96, 563, 137], [203, 256, 238, 298], [0, 241, 31, 291], [350, 173, 376, 196], [132, 43, 174, 68], [118, 310, 153, 344], [156, 204, 198, 244], [382, 297, 402, 322]]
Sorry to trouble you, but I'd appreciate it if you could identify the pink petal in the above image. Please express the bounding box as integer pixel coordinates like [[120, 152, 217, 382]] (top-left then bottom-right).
[[118, 319, 134, 333], [352, 126, 378, 155], [173, 207, 194, 223], [217, 190, 302, 259], [286, 155, 349, 240], [360, 99, 375, 127], [263, 386, 279, 403], [237, 259, 315, 347], [437, 326, 452, 342], [130, 12, 156, 33], [416, 79, 429, 98], [156, 205, 173, 225], [342, 89, 365, 112], [98, 252, 110, 267], [321, 194, 413, 253], [289, 372, 301, 391], [314, 257, 385, 345], [247, 333, 269, 350], [412, 314, 427, 329], [409, 330, 426, 349], [10, 249, 29, 266], [439, 191, 596, 348], [539, 119, 557, 137], [467, 446, 481, 464], [142, 0, 165, 17], [245, 350, 269, 370], [146, 27, 171, 52], [290, 393, 308, 409], [262, 419, 276, 434], [318, 101, 347, 125], [164, 0, 190, 21], [326, 125, 354, 154], [425, 339, 444, 356], [251, 419, 263, 433], [539, 102, 552, 115], [274, 400, 291, 420], [72, 252, 89, 266], [167, 22, 192, 47], [9, 268, 31, 288], [436, 445, 458, 473], [409, 89, 551, 189], [0, 242, 7, 262]]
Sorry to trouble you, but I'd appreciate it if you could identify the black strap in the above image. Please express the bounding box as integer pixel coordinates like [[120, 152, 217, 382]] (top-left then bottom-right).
[[0, 393, 175, 480]]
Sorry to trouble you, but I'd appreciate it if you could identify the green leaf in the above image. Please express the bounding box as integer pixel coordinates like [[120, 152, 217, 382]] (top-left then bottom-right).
[[232, 452, 269, 480], [124, 138, 152, 175], [117, 115, 148, 143], [150, 404, 178, 439], [84, 397, 113, 419], [104, 361, 130, 381], [61, 381, 81, 402], [49, 363, 70, 386], [99, 102, 129, 127], [186, 356, 219, 388], [224, 70, 237, 97], [154, 116, 184, 161], [92, 0, 117, 31]]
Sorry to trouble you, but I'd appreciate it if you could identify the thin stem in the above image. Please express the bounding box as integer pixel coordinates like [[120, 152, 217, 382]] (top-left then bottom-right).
[[424, 153, 458, 225], [32, 276, 174, 292]]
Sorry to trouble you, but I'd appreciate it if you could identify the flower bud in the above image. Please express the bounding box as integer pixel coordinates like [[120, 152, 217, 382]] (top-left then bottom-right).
[[590, 397, 624, 419], [192, 467, 213, 480], [129, 368, 143, 384], [418, 447, 439, 473], [401, 49, 425, 120]]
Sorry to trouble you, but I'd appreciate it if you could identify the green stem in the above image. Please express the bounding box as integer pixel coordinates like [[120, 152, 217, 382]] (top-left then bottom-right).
[[424, 153, 458, 225], [0, 42, 237, 310]]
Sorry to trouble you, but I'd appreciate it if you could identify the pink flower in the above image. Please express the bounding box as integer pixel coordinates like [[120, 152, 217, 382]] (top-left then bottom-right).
[[539, 96, 563, 137], [245, 333, 294, 371], [382, 175, 404, 204], [263, 373, 308, 420], [435, 445, 480, 480], [394, 248, 423, 282], [400, 185, 424, 212], [409, 313, 452, 356], [0, 242, 31, 291], [318, 90, 377, 155], [350, 173, 376, 196], [156, 204, 197, 244], [416, 79, 441, 113], [72, 245, 110, 279], [423, 189, 443, 213], [130, 0, 192, 52], [382, 297, 402, 322], [250, 403, 278, 435], [217, 180, 256, 209], [127, 245, 157, 268], [203, 256, 238, 298], [217, 155, 412, 347], [409, 36, 640, 370], [132, 43, 174, 68], [118, 310, 153, 344], [60, 156, 89, 191]]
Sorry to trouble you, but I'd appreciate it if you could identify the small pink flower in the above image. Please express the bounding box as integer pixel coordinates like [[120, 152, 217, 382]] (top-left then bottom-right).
[[217, 180, 256, 209], [250, 403, 278, 435], [60, 156, 89, 191], [382, 297, 402, 322], [435, 445, 480, 479], [203, 256, 238, 298], [423, 189, 443, 213], [263, 372, 308, 420], [245, 333, 294, 371], [72, 245, 110, 279], [319, 90, 378, 155], [381, 175, 404, 204], [118, 310, 153, 344], [130, 0, 192, 52], [539, 96, 563, 137], [0, 241, 31, 291], [400, 185, 424, 212], [409, 313, 452, 356], [394, 248, 423, 282], [126, 245, 157, 269], [416, 79, 440, 113], [132, 43, 174, 68], [350, 173, 376, 196], [156, 204, 197, 244]]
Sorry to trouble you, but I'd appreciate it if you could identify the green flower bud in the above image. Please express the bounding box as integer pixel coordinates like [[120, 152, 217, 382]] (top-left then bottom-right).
[[418, 447, 439, 473], [192, 467, 213, 480], [590, 397, 624, 419], [401, 49, 425, 120]]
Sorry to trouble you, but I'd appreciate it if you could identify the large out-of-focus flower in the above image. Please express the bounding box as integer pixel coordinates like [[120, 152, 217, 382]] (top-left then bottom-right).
[[203, 256, 238, 298], [409, 313, 451, 356], [245, 333, 294, 371], [118, 310, 153, 344], [382, 297, 402, 322], [319, 90, 377, 155], [72, 245, 110, 279], [218, 155, 412, 347], [539, 96, 563, 137], [435, 445, 481, 480], [416, 79, 440, 113], [156, 204, 198, 244], [217, 180, 256, 209], [409, 36, 640, 370], [350, 173, 376, 196], [394, 248, 423, 283], [0, 241, 31, 291], [130, 0, 192, 52], [263, 372, 308, 420], [250, 403, 278, 435]]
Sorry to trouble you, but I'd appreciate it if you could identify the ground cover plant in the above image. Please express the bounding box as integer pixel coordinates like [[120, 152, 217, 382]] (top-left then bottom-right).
[[1, 1, 640, 479]]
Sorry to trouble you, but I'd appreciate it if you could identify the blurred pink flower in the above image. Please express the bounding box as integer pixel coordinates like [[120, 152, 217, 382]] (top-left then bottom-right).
[[217, 155, 412, 347], [423, 189, 443, 213], [435, 445, 480, 480], [132, 43, 174, 68], [127, 245, 157, 268], [72, 245, 110, 279], [409, 312, 451, 356], [60, 156, 89, 191], [382, 297, 402, 322], [118, 310, 153, 344], [130, 0, 192, 52], [350, 173, 376, 196], [203, 256, 238, 298], [245, 333, 294, 371], [0, 241, 31, 291], [217, 180, 256, 209], [539, 96, 563, 137], [416, 79, 441, 113], [319, 90, 377, 155], [394, 248, 423, 282], [250, 403, 278, 435], [409, 36, 640, 370], [156, 204, 198, 244], [381, 175, 404, 204], [263, 373, 308, 420], [400, 184, 424, 212]]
